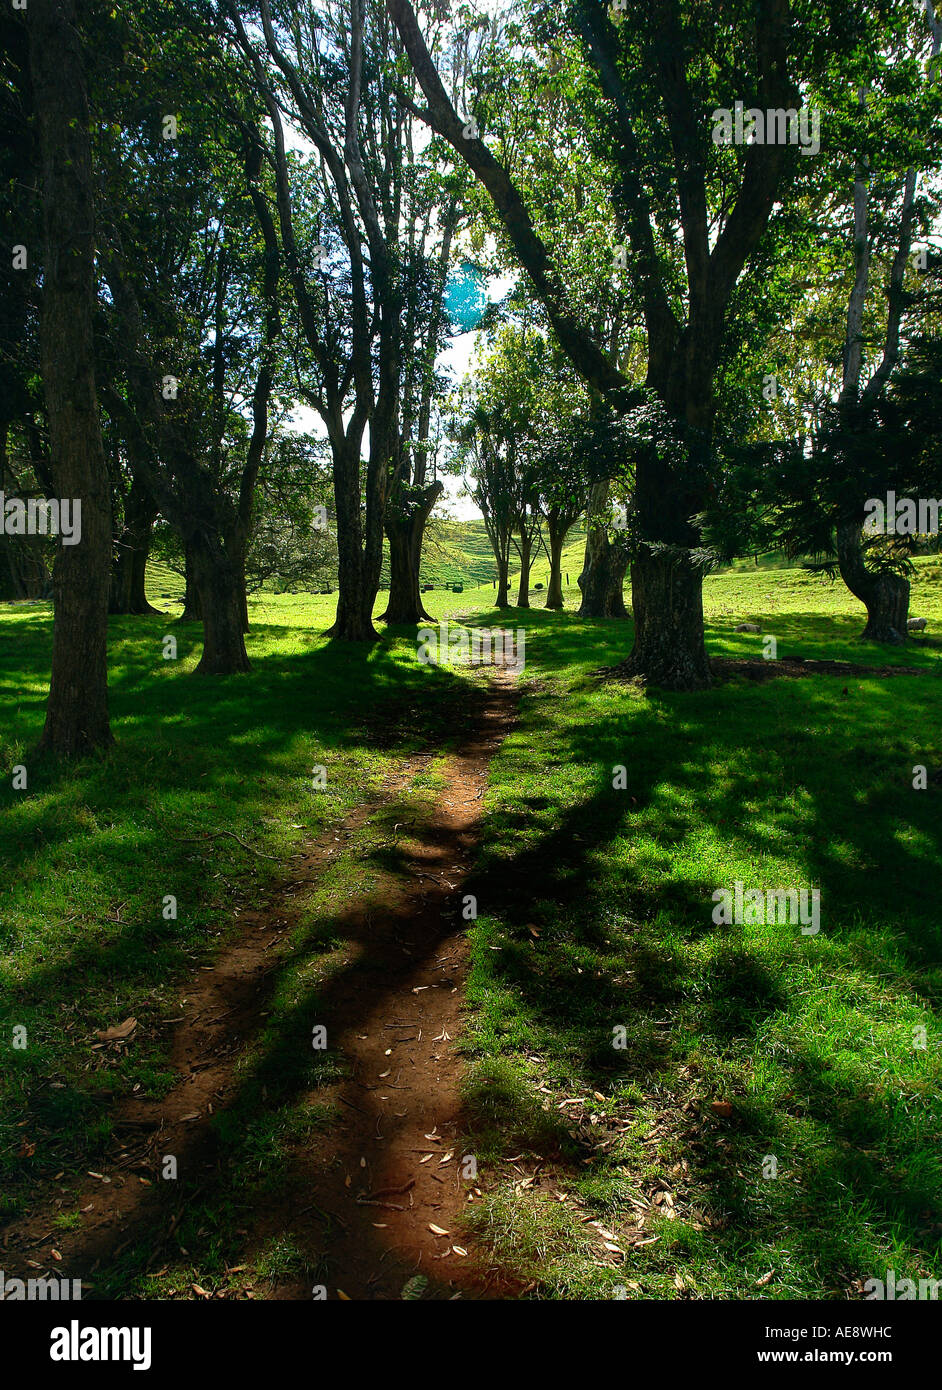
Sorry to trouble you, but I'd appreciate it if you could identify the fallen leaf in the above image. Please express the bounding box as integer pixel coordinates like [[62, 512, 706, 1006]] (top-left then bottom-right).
[[428, 1223, 450, 1236], [337, 1289, 351, 1300], [710, 1100, 733, 1118], [95, 1017, 137, 1042]]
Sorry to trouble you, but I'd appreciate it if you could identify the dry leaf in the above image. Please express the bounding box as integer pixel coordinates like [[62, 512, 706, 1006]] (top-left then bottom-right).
[[710, 1100, 733, 1118], [95, 1017, 137, 1042], [428, 1223, 449, 1236]]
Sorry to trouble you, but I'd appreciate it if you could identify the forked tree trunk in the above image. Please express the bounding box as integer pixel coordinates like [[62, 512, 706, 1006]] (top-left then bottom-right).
[[30, 0, 113, 755], [623, 545, 712, 689], [190, 533, 250, 674], [380, 480, 442, 624], [836, 519, 910, 644]]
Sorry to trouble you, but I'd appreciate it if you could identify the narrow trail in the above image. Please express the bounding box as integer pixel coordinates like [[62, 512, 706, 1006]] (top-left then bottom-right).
[[3, 666, 521, 1300]]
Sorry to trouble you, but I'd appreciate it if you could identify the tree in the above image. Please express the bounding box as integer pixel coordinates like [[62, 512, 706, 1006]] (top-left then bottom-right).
[[223, 0, 432, 641], [94, 6, 283, 672], [388, 0, 868, 688], [27, 0, 113, 755]]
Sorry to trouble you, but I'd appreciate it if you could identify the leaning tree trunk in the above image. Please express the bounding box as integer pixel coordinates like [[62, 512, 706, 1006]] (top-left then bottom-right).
[[30, 0, 113, 755], [545, 527, 566, 610], [836, 519, 909, 645], [189, 533, 250, 674], [380, 480, 443, 624], [622, 544, 712, 689], [578, 481, 628, 618]]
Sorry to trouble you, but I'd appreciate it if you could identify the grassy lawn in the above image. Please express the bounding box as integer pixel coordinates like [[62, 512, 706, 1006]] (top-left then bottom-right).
[[455, 558, 942, 1297], [1, 557, 939, 1298]]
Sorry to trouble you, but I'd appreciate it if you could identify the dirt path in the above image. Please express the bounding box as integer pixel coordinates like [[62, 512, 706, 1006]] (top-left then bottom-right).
[[2, 669, 520, 1300]]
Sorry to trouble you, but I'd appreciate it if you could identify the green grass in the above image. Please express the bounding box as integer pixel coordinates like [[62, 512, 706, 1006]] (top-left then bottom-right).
[[1, 557, 940, 1299], [451, 559, 942, 1298]]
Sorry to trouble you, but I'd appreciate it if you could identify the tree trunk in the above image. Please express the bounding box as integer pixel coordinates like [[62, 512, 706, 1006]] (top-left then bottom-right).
[[578, 481, 628, 618], [578, 525, 628, 617], [30, 0, 113, 755], [237, 551, 249, 633], [327, 442, 380, 642], [190, 533, 250, 674], [179, 541, 202, 622], [515, 531, 532, 608], [380, 480, 442, 624], [621, 545, 711, 689], [496, 555, 510, 608], [836, 520, 910, 644], [110, 478, 159, 615], [545, 524, 566, 610]]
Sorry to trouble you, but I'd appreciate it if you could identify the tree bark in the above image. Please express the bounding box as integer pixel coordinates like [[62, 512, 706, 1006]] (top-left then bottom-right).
[[110, 476, 159, 614], [496, 555, 510, 608], [179, 540, 203, 622], [515, 529, 532, 608], [327, 440, 380, 641], [622, 545, 712, 689], [836, 520, 910, 644], [189, 532, 251, 674], [544, 519, 567, 610], [30, 0, 113, 755], [380, 479, 443, 624], [578, 481, 628, 618], [578, 531, 628, 618]]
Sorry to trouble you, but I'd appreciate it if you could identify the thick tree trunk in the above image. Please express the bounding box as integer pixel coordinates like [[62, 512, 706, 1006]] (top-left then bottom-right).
[[190, 534, 250, 674], [327, 442, 381, 642], [578, 526, 628, 617], [622, 545, 712, 689], [836, 520, 910, 644], [578, 481, 628, 618], [380, 480, 442, 624], [545, 528, 566, 610], [30, 0, 113, 755], [179, 541, 203, 622]]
